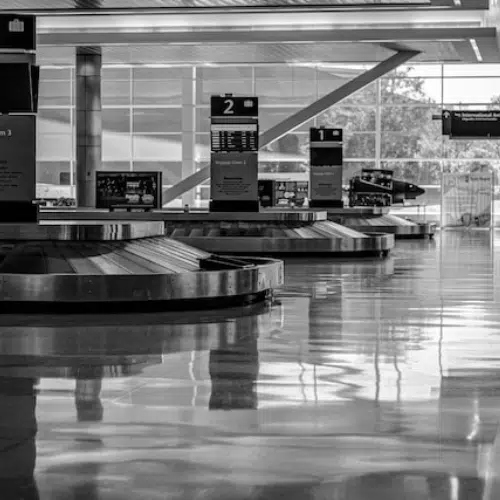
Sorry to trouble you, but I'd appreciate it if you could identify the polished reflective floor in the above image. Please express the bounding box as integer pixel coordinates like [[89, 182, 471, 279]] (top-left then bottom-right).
[[1, 229, 500, 499]]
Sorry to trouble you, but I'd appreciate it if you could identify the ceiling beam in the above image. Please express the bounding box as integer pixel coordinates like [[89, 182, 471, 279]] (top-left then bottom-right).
[[37, 27, 496, 47]]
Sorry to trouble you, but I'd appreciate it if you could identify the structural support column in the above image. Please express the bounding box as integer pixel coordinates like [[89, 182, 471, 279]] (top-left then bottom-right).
[[162, 49, 419, 205], [180, 67, 197, 208], [76, 46, 102, 208]]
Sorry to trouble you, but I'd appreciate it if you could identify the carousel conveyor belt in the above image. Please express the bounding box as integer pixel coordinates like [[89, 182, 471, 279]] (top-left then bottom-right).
[[0, 222, 283, 312]]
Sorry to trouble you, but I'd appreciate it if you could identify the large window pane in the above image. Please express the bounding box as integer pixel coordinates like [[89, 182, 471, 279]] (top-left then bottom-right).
[[255, 79, 316, 105], [38, 108, 71, 124], [199, 67, 252, 80], [133, 161, 182, 185], [37, 161, 70, 185], [443, 78, 500, 105], [102, 81, 131, 106], [259, 107, 313, 131], [380, 160, 441, 185], [343, 161, 376, 182], [260, 133, 309, 174], [345, 133, 375, 158], [443, 64, 500, 78], [133, 80, 182, 106], [381, 106, 437, 132], [37, 135, 72, 161], [196, 80, 253, 105], [195, 107, 210, 133], [103, 108, 130, 134], [102, 162, 131, 171], [39, 80, 72, 106], [133, 134, 182, 161], [317, 77, 376, 106], [318, 106, 376, 132], [40, 68, 71, 81], [444, 139, 500, 160], [381, 76, 440, 105], [133, 108, 182, 134], [103, 133, 132, 161]]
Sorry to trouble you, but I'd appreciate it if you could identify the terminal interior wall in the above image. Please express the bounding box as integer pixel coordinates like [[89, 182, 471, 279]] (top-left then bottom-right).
[[35, 54, 500, 210]]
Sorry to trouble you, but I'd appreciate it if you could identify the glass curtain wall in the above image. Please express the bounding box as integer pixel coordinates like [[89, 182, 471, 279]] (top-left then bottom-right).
[[36, 60, 500, 214]]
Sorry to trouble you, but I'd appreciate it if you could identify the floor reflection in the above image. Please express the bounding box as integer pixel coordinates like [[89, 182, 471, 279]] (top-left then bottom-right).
[[0, 231, 499, 498]]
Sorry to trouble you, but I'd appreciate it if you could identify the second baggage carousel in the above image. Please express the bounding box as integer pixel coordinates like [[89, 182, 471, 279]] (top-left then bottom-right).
[[162, 211, 394, 256], [40, 209, 395, 257]]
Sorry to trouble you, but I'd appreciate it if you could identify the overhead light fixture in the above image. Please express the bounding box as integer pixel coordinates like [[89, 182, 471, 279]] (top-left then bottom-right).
[[470, 38, 483, 62], [453, 0, 462, 5]]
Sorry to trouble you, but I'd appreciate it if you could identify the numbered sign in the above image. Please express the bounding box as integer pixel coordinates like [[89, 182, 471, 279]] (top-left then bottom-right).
[[310, 128, 343, 143], [309, 127, 343, 167], [210, 96, 258, 117], [210, 95, 260, 212]]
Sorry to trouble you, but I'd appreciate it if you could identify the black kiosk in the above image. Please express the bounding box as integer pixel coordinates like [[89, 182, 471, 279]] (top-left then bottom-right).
[[209, 95, 259, 212]]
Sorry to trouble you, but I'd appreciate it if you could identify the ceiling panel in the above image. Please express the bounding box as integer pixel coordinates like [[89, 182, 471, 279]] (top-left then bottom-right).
[[101, 42, 394, 64]]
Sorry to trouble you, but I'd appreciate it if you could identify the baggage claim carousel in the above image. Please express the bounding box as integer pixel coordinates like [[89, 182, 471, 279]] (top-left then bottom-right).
[[6, 211, 395, 311], [40, 210, 395, 256], [0, 221, 283, 312]]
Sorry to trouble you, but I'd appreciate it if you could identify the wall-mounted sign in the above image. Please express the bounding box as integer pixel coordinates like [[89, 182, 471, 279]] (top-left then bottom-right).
[[442, 109, 500, 139], [309, 127, 343, 208], [0, 14, 36, 51]]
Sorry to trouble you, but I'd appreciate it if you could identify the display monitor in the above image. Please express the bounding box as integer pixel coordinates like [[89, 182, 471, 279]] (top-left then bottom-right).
[[310, 147, 342, 166], [95, 172, 162, 210], [0, 63, 34, 113]]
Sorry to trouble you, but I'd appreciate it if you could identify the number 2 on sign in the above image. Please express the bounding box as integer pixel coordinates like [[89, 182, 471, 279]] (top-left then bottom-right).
[[224, 99, 234, 114]]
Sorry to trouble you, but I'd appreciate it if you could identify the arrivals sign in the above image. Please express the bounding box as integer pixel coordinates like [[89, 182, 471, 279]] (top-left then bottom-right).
[[0, 15, 36, 51], [442, 109, 500, 138], [0, 115, 35, 202], [309, 127, 344, 208]]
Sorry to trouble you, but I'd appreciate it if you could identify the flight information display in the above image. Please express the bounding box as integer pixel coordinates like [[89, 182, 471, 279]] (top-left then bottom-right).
[[210, 122, 258, 152]]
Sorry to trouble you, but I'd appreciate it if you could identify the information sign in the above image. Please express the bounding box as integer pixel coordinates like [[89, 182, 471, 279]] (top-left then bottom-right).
[[309, 127, 344, 208], [210, 122, 258, 152], [442, 109, 500, 138], [209, 94, 260, 212], [210, 152, 258, 203], [0, 115, 35, 202]]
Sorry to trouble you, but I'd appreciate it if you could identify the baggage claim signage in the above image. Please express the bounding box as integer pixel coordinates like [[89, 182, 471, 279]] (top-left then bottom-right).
[[0, 14, 38, 223], [442, 109, 500, 139], [309, 128, 344, 208], [210, 95, 259, 212]]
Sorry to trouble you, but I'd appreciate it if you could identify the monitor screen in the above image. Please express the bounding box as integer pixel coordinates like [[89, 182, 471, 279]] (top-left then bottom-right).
[[310, 147, 342, 166], [0, 63, 34, 113], [95, 172, 162, 209]]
